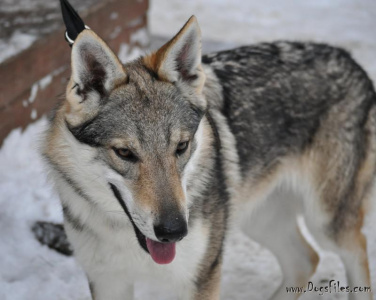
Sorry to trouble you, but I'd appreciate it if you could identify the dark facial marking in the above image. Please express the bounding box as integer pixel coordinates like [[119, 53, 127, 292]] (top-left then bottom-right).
[[109, 183, 148, 253], [43, 154, 95, 204], [62, 204, 85, 232]]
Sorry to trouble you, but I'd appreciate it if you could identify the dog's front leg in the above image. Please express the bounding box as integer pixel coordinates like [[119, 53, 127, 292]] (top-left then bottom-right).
[[192, 259, 222, 300]]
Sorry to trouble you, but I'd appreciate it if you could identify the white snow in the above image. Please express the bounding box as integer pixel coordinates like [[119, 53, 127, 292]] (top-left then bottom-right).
[[0, 120, 89, 300], [127, 16, 145, 29], [0, 31, 37, 64], [130, 27, 150, 47], [117, 28, 150, 63], [24, 66, 67, 106], [39, 75, 53, 91], [30, 109, 37, 120], [1, 1, 376, 299], [109, 26, 122, 40], [118, 44, 145, 64], [110, 12, 119, 20], [28, 83, 38, 104]]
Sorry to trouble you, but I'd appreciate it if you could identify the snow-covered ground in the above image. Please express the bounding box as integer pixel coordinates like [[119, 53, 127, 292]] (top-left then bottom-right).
[[1, 0, 375, 299]]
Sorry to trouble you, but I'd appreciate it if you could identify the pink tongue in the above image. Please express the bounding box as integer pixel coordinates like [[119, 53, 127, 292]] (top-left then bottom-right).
[[146, 238, 176, 264]]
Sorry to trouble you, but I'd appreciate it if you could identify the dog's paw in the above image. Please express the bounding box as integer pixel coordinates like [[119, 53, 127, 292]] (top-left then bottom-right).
[[32, 221, 73, 256]]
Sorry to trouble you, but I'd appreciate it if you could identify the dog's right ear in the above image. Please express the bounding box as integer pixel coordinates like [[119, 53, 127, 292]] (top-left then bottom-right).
[[65, 30, 127, 126]]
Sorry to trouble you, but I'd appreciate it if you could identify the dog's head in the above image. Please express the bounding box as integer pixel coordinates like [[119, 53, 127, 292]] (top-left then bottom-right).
[[52, 17, 208, 264]]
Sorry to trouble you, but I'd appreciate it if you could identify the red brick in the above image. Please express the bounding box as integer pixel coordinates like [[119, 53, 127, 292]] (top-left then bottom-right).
[[0, 0, 149, 145]]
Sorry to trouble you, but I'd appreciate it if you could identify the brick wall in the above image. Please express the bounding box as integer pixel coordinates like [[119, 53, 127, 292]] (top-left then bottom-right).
[[0, 0, 149, 145]]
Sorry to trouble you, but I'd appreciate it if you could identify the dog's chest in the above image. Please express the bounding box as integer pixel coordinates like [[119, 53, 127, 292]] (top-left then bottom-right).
[[69, 216, 209, 289]]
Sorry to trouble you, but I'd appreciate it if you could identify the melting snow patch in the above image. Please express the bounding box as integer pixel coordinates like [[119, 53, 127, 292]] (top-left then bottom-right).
[[28, 84, 38, 104], [118, 43, 145, 63], [0, 31, 37, 64], [39, 75, 52, 90], [110, 12, 119, 20], [24, 66, 67, 105], [128, 17, 144, 28], [31, 109, 37, 120], [130, 28, 150, 47], [109, 26, 122, 40]]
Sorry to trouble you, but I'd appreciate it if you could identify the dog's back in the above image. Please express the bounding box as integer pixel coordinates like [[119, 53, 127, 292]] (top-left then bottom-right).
[[205, 41, 375, 175]]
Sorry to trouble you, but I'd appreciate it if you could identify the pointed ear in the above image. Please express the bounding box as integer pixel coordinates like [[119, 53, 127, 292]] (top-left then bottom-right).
[[143, 16, 205, 92], [65, 30, 127, 126]]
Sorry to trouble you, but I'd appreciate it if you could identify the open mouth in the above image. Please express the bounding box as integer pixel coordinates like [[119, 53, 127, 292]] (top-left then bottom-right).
[[109, 183, 176, 264]]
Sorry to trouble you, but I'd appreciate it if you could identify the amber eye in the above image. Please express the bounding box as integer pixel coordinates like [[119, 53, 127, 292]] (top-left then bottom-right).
[[113, 147, 138, 162], [176, 141, 189, 156]]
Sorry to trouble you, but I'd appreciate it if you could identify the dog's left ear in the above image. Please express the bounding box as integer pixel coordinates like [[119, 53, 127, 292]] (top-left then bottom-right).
[[144, 16, 205, 93]]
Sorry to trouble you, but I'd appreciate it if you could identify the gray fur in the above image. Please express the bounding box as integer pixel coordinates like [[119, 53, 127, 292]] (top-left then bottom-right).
[[204, 42, 374, 175]]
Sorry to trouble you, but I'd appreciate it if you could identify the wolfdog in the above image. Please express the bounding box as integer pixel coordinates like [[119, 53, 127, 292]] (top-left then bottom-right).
[[42, 1, 375, 299]]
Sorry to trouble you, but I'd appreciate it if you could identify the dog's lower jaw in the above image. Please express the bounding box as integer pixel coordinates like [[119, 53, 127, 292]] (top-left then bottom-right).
[[109, 182, 181, 264]]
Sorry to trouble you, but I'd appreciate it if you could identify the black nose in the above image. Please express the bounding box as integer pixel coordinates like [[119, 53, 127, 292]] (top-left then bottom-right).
[[154, 215, 188, 243]]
